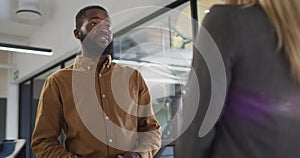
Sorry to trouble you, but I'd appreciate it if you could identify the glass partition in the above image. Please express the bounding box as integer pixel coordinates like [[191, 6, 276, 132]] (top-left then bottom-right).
[[113, 2, 193, 145]]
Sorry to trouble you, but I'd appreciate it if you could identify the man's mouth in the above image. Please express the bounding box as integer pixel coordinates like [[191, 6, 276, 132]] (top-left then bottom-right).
[[95, 34, 110, 43]]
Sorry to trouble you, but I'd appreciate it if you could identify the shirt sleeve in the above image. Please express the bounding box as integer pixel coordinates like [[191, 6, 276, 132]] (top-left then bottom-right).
[[134, 71, 162, 158], [31, 76, 79, 158]]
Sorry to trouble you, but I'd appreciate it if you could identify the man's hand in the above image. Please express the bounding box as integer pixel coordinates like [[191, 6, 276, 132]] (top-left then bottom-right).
[[117, 152, 141, 158]]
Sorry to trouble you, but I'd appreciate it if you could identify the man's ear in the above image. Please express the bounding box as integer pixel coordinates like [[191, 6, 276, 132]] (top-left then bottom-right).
[[74, 28, 80, 39]]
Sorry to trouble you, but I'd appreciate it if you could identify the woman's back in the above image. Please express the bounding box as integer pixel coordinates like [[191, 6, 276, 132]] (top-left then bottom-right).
[[202, 4, 300, 158]]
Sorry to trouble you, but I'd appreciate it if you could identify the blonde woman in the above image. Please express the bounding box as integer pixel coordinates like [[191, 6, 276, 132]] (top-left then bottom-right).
[[181, 0, 300, 158]]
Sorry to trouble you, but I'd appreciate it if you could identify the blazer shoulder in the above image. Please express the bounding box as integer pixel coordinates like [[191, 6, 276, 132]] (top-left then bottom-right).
[[209, 4, 241, 14], [208, 4, 263, 17]]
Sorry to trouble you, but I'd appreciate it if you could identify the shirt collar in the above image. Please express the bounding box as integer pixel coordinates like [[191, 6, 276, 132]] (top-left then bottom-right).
[[74, 55, 112, 71]]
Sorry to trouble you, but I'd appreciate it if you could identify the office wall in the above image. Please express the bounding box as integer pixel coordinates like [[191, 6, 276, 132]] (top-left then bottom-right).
[[0, 53, 8, 97], [0, 53, 8, 140], [0, 53, 8, 98], [5, 52, 19, 139], [6, 82, 18, 139]]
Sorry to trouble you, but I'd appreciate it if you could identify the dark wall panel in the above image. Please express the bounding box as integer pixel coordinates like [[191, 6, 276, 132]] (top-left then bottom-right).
[[0, 98, 7, 140]]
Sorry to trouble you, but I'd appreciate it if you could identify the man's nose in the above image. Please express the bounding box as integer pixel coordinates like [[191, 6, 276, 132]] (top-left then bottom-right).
[[95, 23, 111, 32]]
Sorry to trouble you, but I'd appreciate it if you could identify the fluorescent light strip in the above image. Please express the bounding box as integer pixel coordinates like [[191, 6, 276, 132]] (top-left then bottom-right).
[[0, 43, 53, 56]]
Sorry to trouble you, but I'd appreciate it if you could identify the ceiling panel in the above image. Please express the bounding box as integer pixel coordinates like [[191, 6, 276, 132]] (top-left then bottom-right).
[[0, 0, 52, 38]]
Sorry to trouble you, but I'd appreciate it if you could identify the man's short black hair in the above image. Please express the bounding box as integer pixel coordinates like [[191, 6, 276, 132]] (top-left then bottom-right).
[[75, 5, 108, 29]]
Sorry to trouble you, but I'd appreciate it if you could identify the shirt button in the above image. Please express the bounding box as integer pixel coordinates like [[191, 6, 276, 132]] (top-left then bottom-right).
[[87, 66, 91, 70], [109, 139, 112, 143], [99, 74, 102, 77], [102, 94, 106, 98], [105, 116, 109, 120]]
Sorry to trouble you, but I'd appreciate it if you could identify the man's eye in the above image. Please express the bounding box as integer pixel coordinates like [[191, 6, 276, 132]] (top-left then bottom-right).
[[91, 22, 98, 26]]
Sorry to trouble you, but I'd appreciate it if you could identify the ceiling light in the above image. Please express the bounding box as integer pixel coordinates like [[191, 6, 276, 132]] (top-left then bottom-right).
[[0, 43, 52, 56], [15, 0, 42, 20]]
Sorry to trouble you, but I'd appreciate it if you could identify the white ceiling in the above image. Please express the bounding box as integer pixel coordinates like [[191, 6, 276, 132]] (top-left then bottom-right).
[[0, 0, 223, 40], [0, 0, 53, 38]]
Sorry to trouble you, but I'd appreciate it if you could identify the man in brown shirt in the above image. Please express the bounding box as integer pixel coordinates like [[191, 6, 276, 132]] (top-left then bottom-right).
[[31, 5, 161, 158]]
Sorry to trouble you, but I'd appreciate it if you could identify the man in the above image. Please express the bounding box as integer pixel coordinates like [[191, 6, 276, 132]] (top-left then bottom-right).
[[31, 5, 161, 158]]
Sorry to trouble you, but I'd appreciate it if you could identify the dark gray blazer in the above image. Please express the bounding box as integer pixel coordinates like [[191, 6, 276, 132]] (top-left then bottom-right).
[[177, 4, 300, 158]]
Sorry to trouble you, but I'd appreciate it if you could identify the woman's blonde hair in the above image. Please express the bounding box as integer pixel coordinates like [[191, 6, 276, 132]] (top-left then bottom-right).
[[246, 0, 300, 82]]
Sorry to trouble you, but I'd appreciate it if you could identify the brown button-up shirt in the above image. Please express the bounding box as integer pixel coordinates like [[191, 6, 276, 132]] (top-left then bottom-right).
[[31, 55, 161, 158]]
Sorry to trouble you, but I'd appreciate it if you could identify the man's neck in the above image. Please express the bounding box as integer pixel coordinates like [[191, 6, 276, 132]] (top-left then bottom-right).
[[81, 46, 111, 59], [81, 53, 110, 70]]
